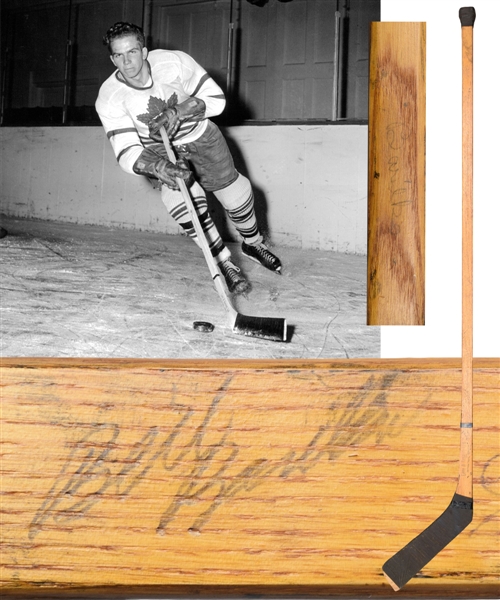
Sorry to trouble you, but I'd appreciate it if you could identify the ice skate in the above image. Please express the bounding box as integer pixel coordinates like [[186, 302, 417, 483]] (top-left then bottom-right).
[[219, 259, 251, 295], [242, 241, 282, 274]]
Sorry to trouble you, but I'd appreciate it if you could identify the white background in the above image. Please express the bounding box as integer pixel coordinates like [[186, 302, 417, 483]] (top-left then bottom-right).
[[380, 0, 500, 359]]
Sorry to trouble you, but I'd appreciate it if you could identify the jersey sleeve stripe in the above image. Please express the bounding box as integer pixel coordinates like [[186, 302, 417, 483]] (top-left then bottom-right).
[[107, 127, 138, 140], [191, 72, 211, 97], [117, 144, 143, 162], [139, 134, 155, 145]]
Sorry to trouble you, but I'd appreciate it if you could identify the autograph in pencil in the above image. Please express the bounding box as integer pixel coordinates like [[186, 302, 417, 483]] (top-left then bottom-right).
[[369, 121, 414, 299], [29, 372, 427, 539], [386, 121, 413, 233]]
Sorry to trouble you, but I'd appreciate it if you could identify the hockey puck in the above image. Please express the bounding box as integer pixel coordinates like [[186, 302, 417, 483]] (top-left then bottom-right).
[[193, 321, 214, 333]]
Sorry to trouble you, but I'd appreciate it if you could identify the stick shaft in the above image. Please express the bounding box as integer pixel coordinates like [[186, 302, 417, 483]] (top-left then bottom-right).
[[159, 127, 286, 342], [458, 14, 473, 499], [160, 129, 217, 279], [159, 128, 236, 317]]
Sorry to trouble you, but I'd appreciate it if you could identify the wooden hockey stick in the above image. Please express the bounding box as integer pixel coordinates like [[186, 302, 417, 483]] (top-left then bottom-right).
[[159, 126, 287, 342], [382, 7, 475, 590]]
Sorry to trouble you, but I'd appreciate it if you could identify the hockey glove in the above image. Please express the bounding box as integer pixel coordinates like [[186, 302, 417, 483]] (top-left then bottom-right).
[[148, 97, 206, 140], [133, 146, 192, 190]]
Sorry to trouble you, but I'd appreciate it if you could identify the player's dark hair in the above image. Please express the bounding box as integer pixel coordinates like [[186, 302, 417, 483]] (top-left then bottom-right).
[[103, 22, 146, 53]]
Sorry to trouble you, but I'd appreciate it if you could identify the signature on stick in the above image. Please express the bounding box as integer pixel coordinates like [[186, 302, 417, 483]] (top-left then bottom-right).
[[29, 372, 426, 539]]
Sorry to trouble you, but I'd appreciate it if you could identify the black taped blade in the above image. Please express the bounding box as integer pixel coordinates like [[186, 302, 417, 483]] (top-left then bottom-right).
[[382, 492, 473, 591], [233, 313, 287, 342]]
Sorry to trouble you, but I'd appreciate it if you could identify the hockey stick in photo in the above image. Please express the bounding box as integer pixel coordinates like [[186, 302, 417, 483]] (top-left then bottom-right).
[[382, 7, 475, 591], [159, 126, 287, 342]]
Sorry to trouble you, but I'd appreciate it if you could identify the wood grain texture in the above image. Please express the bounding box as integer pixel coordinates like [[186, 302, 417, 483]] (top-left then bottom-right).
[[1, 358, 498, 597], [367, 22, 426, 325]]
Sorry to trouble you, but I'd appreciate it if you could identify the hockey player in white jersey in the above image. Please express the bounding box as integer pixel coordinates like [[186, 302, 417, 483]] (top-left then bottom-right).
[[96, 22, 282, 295]]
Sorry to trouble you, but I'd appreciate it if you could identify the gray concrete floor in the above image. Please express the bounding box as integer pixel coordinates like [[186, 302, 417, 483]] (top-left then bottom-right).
[[0, 217, 380, 359]]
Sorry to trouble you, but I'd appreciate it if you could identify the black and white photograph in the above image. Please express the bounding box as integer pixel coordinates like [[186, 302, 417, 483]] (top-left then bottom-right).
[[1, 0, 381, 359]]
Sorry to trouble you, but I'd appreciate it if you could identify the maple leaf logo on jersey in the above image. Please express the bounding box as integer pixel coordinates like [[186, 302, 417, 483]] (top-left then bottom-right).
[[137, 94, 178, 124]]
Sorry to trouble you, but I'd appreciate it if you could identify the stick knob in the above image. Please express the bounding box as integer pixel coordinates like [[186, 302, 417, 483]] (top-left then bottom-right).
[[459, 7, 476, 27]]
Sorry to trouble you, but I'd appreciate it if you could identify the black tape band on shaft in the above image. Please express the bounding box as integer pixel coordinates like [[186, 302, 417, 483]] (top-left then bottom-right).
[[459, 7, 476, 27]]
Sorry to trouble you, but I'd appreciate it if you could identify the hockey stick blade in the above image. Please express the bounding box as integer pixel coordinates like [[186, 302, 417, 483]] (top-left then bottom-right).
[[212, 269, 288, 342], [233, 312, 287, 342], [382, 492, 473, 591]]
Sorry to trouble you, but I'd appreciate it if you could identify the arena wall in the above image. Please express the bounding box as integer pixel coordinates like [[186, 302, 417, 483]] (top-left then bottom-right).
[[0, 124, 368, 254]]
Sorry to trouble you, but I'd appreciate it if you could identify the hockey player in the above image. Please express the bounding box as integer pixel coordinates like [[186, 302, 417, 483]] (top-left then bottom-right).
[[96, 21, 282, 295]]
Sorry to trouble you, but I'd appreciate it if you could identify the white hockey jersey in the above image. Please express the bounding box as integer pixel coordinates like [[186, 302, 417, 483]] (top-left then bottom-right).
[[95, 49, 226, 175]]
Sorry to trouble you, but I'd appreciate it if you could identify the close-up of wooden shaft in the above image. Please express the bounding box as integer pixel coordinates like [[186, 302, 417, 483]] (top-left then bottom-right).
[[1, 357, 498, 597], [367, 22, 426, 325]]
